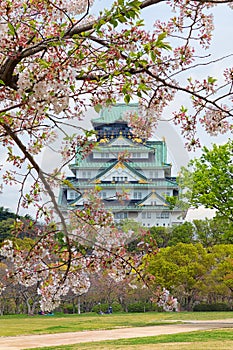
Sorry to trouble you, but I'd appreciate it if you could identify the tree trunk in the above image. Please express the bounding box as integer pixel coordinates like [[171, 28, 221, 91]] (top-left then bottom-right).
[[77, 296, 81, 315]]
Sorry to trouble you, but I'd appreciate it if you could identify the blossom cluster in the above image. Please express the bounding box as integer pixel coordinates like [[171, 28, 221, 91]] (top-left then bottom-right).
[[157, 288, 179, 312], [200, 107, 231, 136], [0, 227, 131, 311], [0, 188, 150, 311]]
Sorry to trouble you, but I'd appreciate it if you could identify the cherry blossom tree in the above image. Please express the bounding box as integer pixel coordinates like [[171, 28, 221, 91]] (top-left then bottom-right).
[[0, 0, 233, 310]]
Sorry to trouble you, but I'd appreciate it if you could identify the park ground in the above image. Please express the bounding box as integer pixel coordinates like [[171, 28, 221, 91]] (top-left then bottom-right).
[[0, 313, 233, 350]]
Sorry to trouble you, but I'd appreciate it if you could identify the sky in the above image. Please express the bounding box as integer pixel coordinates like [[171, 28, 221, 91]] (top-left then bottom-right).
[[0, 0, 232, 221]]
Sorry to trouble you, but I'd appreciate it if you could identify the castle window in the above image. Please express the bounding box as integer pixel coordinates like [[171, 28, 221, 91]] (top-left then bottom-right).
[[156, 212, 170, 219], [101, 153, 109, 158], [133, 192, 142, 199], [149, 171, 158, 179], [67, 190, 77, 200], [113, 176, 127, 183], [132, 152, 141, 158], [115, 212, 128, 219]]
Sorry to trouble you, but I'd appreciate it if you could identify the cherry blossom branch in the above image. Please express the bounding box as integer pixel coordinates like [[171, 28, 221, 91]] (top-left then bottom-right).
[[0, 103, 24, 114], [1, 121, 72, 268], [145, 67, 233, 116]]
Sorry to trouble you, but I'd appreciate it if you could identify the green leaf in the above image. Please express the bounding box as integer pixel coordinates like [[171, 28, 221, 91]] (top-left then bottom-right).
[[124, 94, 131, 104], [94, 185, 102, 192], [84, 129, 97, 138], [0, 80, 5, 85], [207, 76, 217, 84], [155, 32, 172, 51], [157, 32, 167, 42], [38, 59, 51, 69], [150, 50, 156, 62], [70, 85, 75, 93], [94, 104, 102, 113], [8, 22, 16, 36], [136, 19, 144, 27], [180, 105, 188, 113]]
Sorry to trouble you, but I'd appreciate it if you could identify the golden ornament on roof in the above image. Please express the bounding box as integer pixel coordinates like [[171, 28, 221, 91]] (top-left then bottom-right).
[[99, 137, 109, 143], [94, 179, 101, 183], [115, 162, 125, 169], [133, 137, 142, 143]]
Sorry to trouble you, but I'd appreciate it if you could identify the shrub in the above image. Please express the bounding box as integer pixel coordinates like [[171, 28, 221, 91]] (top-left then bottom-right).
[[193, 303, 231, 312], [92, 302, 122, 313], [111, 302, 123, 312], [127, 302, 152, 313], [62, 303, 77, 314]]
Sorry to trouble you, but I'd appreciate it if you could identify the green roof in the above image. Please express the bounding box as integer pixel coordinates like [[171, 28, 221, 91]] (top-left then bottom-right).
[[92, 160, 148, 182], [92, 103, 139, 125], [72, 140, 167, 168], [70, 161, 170, 169], [65, 180, 177, 188], [93, 145, 152, 152], [137, 191, 169, 206]]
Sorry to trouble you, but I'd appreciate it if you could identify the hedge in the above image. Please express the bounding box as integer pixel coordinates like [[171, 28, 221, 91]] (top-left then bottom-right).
[[193, 303, 231, 312]]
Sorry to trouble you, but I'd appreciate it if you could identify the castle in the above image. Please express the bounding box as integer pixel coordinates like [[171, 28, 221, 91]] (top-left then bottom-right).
[[59, 104, 185, 227]]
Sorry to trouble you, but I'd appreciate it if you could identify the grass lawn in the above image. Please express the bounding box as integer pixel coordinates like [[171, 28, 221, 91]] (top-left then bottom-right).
[[0, 311, 233, 337], [24, 329, 233, 350]]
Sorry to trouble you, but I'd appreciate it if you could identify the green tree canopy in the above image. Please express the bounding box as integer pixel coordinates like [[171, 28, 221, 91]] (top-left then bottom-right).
[[147, 242, 210, 310], [179, 140, 233, 221], [193, 217, 233, 247], [0, 207, 18, 222], [149, 222, 194, 248], [147, 242, 233, 310], [0, 218, 15, 243]]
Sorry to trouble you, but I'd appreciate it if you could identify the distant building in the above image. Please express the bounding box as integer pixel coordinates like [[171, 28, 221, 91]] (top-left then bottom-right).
[[59, 104, 186, 227]]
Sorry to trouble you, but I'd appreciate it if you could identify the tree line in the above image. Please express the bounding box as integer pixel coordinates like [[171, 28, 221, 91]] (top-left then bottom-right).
[[0, 216, 232, 314]]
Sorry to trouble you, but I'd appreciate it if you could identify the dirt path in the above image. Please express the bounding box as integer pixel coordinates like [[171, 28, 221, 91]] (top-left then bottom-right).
[[0, 319, 233, 350]]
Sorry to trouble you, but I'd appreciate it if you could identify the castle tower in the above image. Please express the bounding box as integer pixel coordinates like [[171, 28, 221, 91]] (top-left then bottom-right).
[[59, 104, 185, 227]]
